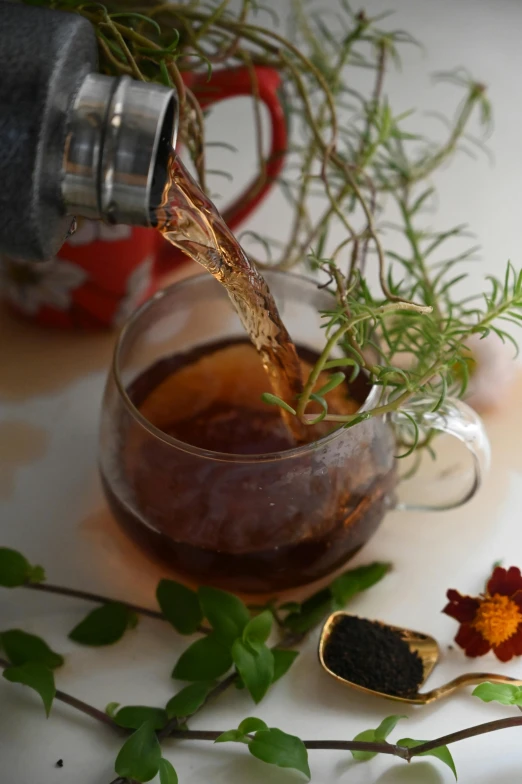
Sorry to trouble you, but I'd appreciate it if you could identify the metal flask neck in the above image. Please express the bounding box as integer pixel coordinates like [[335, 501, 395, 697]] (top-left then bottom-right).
[[62, 74, 178, 226]]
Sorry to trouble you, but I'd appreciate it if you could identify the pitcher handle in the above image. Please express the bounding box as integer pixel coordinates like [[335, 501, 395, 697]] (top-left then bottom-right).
[[391, 396, 491, 512]]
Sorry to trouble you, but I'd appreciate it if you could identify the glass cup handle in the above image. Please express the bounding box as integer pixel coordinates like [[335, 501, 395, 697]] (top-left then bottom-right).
[[391, 396, 491, 512]]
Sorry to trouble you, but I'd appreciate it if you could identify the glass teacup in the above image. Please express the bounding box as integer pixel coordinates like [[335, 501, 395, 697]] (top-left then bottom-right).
[[99, 272, 489, 593]]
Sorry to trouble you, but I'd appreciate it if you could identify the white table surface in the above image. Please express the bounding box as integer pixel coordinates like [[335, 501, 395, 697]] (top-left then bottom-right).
[[2, 1, 522, 782]]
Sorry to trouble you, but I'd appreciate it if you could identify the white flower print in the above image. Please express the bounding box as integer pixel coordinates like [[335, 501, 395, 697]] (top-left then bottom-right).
[[0, 257, 87, 316], [113, 255, 154, 326], [66, 219, 132, 247]]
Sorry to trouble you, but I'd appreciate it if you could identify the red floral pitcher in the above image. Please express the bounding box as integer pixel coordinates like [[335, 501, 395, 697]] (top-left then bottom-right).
[[0, 66, 287, 329]]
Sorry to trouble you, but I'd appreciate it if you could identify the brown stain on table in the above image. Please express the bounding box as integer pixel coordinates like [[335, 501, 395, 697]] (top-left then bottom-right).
[[0, 264, 200, 402], [0, 305, 116, 402], [0, 421, 49, 499]]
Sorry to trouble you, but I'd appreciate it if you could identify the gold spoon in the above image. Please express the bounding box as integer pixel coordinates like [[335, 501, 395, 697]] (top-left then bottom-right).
[[318, 611, 522, 705]]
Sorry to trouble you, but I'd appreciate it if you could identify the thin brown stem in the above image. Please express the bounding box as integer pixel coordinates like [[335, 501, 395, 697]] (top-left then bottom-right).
[[96, 33, 134, 75], [160, 672, 238, 740], [4, 635, 522, 763], [240, 51, 267, 201], [0, 657, 119, 730], [110, 21, 187, 108], [101, 18, 145, 81], [24, 582, 210, 633], [168, 715, 522, 761], [163, 621, 315, 738], [24, 582, 164, 620], [409, 716, 522, 756]]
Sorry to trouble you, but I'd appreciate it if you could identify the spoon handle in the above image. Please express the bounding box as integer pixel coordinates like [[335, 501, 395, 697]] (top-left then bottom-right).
[[425, 672, 522, 703]]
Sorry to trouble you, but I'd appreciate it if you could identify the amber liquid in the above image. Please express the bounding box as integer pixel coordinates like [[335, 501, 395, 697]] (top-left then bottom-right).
[[153, 153, 307, 442], [102, 341, 396, 593]]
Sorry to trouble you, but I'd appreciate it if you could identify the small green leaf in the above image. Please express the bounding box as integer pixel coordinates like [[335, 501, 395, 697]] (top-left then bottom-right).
[[279, 602, 300, 613], [272, 649, 299, 683], [261, 393, 296, 415], [159, 758, 178, 784], [351, 729, 379, 762], [0, 548, 44, 587], [238, 717, 268, 734], [250, 727, 311, 780], [165, 681, 215, 718], [27, 564, 46, 584], [329, 562, 391, 609], [198, 586, 250, 644], [472, 682, 522, 705], [215, 729, 250, 744], [156, 580, 203, 635], [105, 701, 120, 718], [283, 589, 332, 634], [243, 611, 273, 644], [69, 602, 138, 646], [113, 706, 167, 731], [173, 634, 232, 681], [398, 738, 457, 781], [351, 715, 407, 761], [115, 720, 162, 782], [0, 629, 64, 668], [232, 639, 274, 704], [3, 662, 55, 716], [374, 714, 407, 740]]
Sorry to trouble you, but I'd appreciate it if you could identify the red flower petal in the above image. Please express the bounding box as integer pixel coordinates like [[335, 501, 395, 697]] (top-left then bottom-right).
[[511, 591, 522, 612], [487, 566, 522, 597], [507, 624, 522, 656], [455, 623, 491, 657], [443, 590, 480, 623], [494, 636, 516, 662]]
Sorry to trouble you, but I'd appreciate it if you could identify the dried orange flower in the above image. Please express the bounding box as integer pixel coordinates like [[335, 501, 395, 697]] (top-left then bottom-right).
[[443, 566, 522, 662]]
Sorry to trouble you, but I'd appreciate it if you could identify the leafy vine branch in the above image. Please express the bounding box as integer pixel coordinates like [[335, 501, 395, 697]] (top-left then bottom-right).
[[1, 647, 521, 767], [3, 547, 522, 782]]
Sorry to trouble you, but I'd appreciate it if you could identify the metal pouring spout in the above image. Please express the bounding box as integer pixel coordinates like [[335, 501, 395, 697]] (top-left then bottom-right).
[[0, 2, 178, 262]]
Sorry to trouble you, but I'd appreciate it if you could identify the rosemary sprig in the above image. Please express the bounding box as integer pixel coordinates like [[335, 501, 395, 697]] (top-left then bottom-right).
[[23, 0, 521, 446]]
